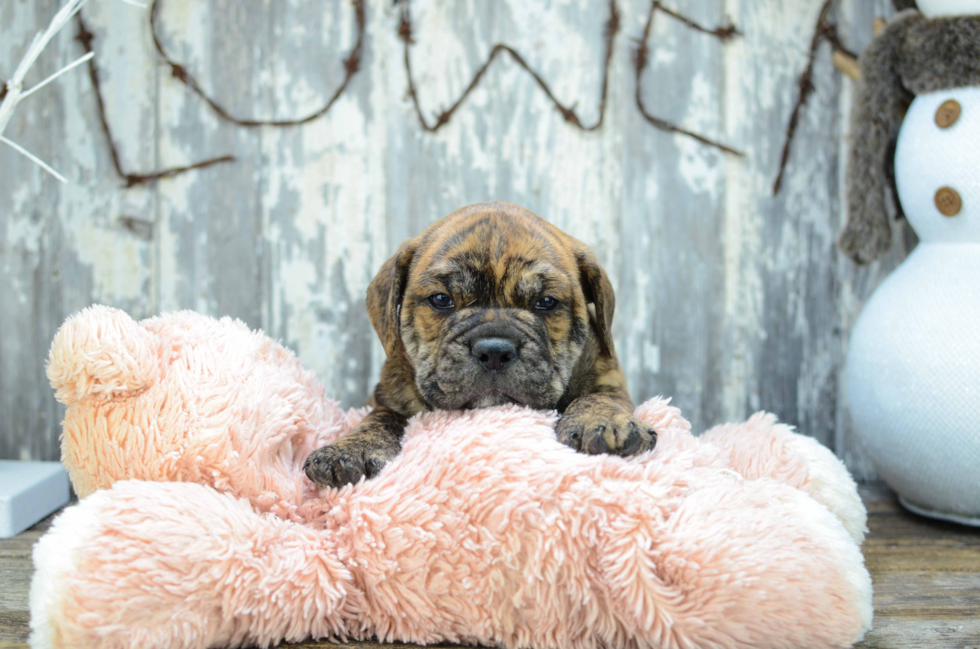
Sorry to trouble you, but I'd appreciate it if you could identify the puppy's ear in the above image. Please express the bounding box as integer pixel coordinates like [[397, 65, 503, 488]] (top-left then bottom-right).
[[366, 238, 420, 357], [576, 248, 616, 356]]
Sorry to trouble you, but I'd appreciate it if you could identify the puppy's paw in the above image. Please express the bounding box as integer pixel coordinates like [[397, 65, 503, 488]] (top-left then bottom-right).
[[303, 434, 399, 488], [557, 405, 657, 457]]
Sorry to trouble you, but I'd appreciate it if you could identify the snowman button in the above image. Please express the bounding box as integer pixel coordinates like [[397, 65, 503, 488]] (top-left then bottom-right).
[[934, 186, 962, 217], [935, 99, 961, 128]]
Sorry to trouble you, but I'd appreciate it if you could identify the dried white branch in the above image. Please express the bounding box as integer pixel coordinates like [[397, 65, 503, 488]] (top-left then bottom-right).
[[0, 135, 68, 184], [0, 0, 144, 183], [20, 51, 95, 100]]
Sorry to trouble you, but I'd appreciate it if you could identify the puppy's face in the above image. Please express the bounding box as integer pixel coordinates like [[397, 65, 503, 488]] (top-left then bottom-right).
[[368, 202, 615, 412], [404, 236, 583, 411]]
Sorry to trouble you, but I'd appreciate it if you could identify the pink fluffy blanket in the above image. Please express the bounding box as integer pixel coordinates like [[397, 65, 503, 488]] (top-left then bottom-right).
[[31, 307, 872, 649]]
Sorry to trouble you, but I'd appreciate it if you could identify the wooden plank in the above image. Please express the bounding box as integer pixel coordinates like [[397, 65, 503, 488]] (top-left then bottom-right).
[[862, 483, 980, 573], [867, 513, 980, 546], [720, 0, 846, 450], [0, 0, 157, 462], [384, 0, 623, 250], [617, 0, 726, 434], [0, 546, 39, 611], [0, 0, 72, 464], [261, 0, 385, 407], [384, 0, 627, 297], [871, 572, 980, 619], [0, 0, 917, 480], [153, 0, 266, 327], [857, 618, 980, 649], [864, 538, 980, 574], [0, 614, 29, 646], [0, 514, 56, 644]]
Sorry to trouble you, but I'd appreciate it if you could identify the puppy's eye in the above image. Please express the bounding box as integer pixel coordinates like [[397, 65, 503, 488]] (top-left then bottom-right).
[[535, 296, 559, 311], [428, 293, 455, 310]]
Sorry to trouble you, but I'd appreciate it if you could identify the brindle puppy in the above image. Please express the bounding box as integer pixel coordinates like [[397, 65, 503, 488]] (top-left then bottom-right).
[[304, 201, 656, 487]]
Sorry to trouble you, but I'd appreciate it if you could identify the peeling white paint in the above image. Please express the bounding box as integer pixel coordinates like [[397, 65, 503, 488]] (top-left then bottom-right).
[[643, 341, 661, 375], [1, 0, 894, 477], [70, 215, 149, 301], [720, 0, 765, 423], [678, 73, 723, 199]]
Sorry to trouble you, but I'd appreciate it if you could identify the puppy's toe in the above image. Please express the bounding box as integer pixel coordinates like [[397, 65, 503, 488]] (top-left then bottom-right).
[[304, 445, 363, 488], [558, 408, 656, 457], [586, 420, 644, 456], [363, 451, 390, 479], [304, 434, 400, 488]]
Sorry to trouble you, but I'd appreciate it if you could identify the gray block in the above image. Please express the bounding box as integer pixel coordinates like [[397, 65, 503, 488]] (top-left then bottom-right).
[[0, 461, 70, 538]]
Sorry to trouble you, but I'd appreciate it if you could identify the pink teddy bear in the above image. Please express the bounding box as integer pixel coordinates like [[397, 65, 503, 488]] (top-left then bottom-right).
[[30, 306, 872, 649]]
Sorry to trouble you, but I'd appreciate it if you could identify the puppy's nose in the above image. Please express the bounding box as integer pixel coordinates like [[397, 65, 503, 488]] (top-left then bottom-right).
[[471, 337, 518, 371]]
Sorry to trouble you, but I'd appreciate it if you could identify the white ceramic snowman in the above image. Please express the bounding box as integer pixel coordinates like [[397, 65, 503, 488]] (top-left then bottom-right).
[[846, 0, 980, 524]]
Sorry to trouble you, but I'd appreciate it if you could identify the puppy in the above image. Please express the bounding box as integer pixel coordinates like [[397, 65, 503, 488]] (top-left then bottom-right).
[[305, 201, 656, 487]]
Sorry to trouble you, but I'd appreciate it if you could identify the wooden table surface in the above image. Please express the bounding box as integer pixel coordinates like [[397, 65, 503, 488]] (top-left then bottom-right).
[[2, 485, 978, 649]]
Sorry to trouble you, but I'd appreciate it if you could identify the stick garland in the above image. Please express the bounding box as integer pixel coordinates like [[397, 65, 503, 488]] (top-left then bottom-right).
[[74, 14, 234, 188], [633, 1, 743, 156], [398, 0, 618, 132], [398, 0, 741, 155], [5, 0, 747, 189], [772, 0, 856, 195], [147, 0, 365, 128]]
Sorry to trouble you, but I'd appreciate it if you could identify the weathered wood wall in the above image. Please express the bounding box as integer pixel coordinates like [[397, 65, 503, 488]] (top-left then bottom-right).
[[0, 0, 914, 479]]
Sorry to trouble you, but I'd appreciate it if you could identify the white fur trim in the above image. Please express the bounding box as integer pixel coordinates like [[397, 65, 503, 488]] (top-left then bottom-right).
[[29, 501, 102, 649], [784, 434, 869, 544], [837, 518, 875, 640]]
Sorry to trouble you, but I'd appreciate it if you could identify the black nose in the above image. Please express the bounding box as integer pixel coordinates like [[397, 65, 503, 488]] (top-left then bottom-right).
[[471, 337, 518, 371]]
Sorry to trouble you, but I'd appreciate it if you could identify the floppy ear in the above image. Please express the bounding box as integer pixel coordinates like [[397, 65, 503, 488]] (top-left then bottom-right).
[[576, 248, 616, 356], [366, 238, 420, 358]]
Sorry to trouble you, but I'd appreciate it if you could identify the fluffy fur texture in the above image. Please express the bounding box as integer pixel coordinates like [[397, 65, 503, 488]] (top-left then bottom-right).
[[34, 306, 872, 649], [840, 10, 980, 264], [46, 306, 348, 520]]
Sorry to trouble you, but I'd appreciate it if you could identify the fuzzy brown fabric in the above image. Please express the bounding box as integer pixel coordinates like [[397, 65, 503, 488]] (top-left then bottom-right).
[[840, 10, 980, 264]]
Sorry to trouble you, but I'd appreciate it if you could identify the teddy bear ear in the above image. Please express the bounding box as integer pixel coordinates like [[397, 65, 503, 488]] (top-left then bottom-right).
[[47, 305, 160, 405]]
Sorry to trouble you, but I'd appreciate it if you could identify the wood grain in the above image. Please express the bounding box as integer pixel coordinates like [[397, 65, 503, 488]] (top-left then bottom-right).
[[618, 0, 726, 436], [0, 0, 917, 484], [858, 618, 980, 649], [0, 514, 54, 645], [862, 487, 980, 575]]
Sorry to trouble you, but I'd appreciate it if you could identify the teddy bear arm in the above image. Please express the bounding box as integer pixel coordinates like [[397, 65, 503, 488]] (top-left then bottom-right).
[[30, 481, 361, 649]]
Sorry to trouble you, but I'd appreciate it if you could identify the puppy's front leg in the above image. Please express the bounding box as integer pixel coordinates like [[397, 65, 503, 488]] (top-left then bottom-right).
[[304, 407, 407, 487], [556, 390, 657, 457]]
